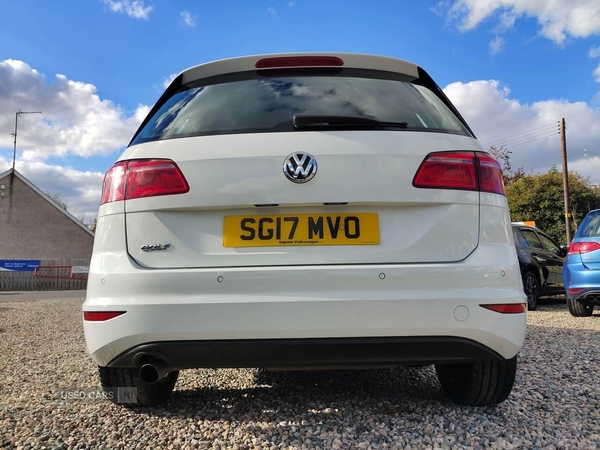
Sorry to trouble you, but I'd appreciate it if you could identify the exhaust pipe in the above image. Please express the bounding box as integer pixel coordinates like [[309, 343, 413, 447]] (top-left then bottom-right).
[[139, 360, 171, 384]]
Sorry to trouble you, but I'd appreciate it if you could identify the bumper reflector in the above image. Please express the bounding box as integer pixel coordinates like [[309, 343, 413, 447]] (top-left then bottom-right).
[[83, 311, 126, 321], [480, 303, 527, 314]]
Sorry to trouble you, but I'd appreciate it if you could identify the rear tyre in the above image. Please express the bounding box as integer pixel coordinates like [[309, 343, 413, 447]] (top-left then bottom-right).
[[523, 271, 539, 311], [435, 356, 517, 406], [567, 297, 593, 317], [98, 366, 179, 406]]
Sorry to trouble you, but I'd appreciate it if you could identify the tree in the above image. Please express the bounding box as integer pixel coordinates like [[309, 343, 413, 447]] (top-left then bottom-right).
[[489, 145, 512, 174], [506, 167, 600, 243], [87, 217, 97, 233], [78, 216, 97, 233], [488, 145, 526, 186], [44, 190, 68, 210]]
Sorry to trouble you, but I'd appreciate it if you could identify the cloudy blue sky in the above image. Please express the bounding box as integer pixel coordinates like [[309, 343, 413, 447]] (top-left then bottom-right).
[[1, 0, 600, 217]]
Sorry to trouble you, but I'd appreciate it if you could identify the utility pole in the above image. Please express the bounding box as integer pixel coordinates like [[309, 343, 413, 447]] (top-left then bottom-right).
[[10, 110, 42, 186], [560, 118, 572, 245]]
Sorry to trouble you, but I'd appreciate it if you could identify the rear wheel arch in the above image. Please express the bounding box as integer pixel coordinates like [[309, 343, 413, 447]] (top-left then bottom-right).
[[522, 264, 541, 286]]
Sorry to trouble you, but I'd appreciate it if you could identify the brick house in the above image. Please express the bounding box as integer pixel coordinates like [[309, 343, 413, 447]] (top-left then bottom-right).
[[0, 168, 95, 290]]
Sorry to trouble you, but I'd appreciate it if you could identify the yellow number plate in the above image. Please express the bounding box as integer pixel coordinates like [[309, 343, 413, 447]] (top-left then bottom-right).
[[223, 213, 380, 247]]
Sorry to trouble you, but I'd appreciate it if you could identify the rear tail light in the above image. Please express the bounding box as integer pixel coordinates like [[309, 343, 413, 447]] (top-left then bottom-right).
[[412, 152, 476, 191], [255, 56, 344, 69], [413, 152, 505, 195], [567, 288, 584, 293], [568, 242, 600, 254], [83, 311, 126, 321], [480, 303, 527, 314], [126, 160, 189, 199], [477, 154, 505, 195], [100, 161, 127, 204], [100, 159, 189, 205]]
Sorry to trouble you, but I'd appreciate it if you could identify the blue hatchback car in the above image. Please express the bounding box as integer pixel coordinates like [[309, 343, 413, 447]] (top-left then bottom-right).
[[563, 209, 600, 317]]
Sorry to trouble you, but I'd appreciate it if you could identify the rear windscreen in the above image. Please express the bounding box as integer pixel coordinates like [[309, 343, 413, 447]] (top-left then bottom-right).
[[577, 212, 600, 237], [131, 69, 471, 145]]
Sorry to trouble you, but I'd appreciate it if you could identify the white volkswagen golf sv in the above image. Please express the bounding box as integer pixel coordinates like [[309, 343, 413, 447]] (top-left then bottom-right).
[[83, 53, 526, 407]]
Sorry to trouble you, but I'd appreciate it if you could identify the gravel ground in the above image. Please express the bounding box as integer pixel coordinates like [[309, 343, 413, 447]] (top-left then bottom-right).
[[1, 298, 599, 450]]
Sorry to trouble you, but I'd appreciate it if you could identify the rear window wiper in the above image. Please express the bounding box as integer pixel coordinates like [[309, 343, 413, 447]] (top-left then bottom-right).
[[293, 114, 408, 130]]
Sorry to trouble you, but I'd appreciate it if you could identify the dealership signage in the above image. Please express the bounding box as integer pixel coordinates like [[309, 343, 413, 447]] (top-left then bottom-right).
[[0, 260, 41, 272]]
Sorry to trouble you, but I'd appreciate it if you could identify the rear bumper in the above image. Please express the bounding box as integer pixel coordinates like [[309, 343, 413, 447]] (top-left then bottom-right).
[[83, 239, 526, 366], [108, 336, 503, 369], [563, 262, 600, 301], [565, 289, 600, 303]]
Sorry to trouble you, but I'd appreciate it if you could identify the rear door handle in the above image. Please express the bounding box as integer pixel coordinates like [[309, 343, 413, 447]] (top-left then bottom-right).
[[532, 253, 546, 262]]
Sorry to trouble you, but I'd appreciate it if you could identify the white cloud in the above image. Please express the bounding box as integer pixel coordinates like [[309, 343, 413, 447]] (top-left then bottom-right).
[[0, 59, 149, 161], [489, 35, 505, 54], [288, 1, 296, 7], [443, 79, 600, 182], [594, 64, 600, 83], [0, 156, 104, 218], [163, 73, 178, 89], [180, 10, 196, 28], [101, 0, 153, 20], [492, 11, 517, 34], [436, 0, 600, 44], [588, 46, 600, 86], [267, 7, 278, 18]]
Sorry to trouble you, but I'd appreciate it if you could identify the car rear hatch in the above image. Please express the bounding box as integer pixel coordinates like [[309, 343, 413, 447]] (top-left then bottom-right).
[[103, 54, 504, 269], [569, 211, 600, 270]]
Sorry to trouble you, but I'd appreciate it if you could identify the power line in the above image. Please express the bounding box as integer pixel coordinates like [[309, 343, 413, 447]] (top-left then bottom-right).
[[566, 124, 600, 172], [482, 121, 559, 156], [490, 129, 558, 147], [483, 122, 557, 146], [585, 151, 600, 172], [482, 122, 558, 147], [565, 124, 587, 149], [489, 128, 557, 149], [565, 126, 584, 155], [493, 129, 559, 148], [502, 131, 558, 149]]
